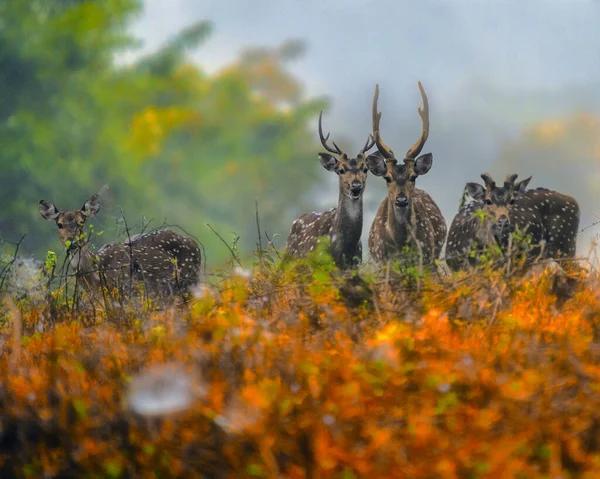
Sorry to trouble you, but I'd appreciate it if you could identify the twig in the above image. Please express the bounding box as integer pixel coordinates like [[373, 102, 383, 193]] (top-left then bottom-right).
[[119, 207, 136, 296], [205, 223, 242, 268], [264, 231, 283, 262], [255, 199, 264, 271], [0, 235, 26, 291], [6, 295, 21, 372], [581, 213, 600, 233], [505, 232, 513, 276], [488, 283, 506, 327]]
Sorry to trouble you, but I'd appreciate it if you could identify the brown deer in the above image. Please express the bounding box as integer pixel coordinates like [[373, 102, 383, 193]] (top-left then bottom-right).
[[123, 229, 202, 291], [39, 194, 202, 301], [445, 173, 538, 270], [285, 111, 375, 268], [367, 82, 446, 265], [446, 173, 579, 271], [514, 186, 579, 261]]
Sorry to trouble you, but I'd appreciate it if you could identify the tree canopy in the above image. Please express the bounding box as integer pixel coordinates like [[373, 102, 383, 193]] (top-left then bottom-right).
[[0, 0, 325, 267]]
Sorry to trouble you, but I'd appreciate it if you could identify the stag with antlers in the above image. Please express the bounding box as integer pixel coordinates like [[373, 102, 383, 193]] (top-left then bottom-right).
[[39, 194, 202, 302], [367, 82, 446, 266], [286, 111, 375, 268]]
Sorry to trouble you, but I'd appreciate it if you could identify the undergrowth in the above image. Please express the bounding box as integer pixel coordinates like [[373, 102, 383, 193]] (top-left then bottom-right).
[[0, 241, 599, 478]]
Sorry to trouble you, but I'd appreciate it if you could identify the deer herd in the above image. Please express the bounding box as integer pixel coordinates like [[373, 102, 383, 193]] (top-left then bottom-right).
[[286, 82, 580, 272], [37, 81, 580, 304]]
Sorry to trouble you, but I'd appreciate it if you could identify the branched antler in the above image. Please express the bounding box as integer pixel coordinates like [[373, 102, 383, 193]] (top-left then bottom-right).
[[318, 111, 343, 155], [405, 81, 430, 160], [371, 84, 395, 160]]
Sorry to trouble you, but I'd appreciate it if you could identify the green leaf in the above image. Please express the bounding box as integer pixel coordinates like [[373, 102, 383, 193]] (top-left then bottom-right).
[[72, 398, 88, 420], [104, 461, 122, 478]]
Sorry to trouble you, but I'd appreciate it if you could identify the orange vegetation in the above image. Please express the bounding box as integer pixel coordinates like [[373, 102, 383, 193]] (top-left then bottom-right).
[[1, 264, 600, 478]]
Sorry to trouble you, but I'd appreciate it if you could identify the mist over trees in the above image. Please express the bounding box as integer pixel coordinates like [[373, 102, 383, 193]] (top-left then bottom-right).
[[0, 0, 325, 266]]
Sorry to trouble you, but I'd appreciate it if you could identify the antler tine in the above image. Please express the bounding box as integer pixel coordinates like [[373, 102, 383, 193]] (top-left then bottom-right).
[[372, 84, 394, 160], [480, 173, 495, 201], [504, 173, 519, 187], [480, 173, 495, 188], [318, 111, 343, 155], [405, 81, 430, 160], [360, 134, 375, 156]]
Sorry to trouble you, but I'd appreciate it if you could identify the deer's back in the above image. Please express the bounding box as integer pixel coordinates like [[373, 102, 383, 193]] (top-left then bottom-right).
[[97, 243, 191, 298], [286, 209, 336, 258], [124, 230, 202, 288], [515, 188, 579, 259]]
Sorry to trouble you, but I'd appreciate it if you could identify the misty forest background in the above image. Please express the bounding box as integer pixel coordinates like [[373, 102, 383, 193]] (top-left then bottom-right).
[[2, 0, 600, 268]]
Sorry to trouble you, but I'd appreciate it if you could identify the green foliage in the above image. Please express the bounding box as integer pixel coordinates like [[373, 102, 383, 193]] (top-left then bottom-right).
[[378, 244, 428, 290], [0, 0, 325, 267], [44, 251, 57, 275], [472, 208, 487, 223]]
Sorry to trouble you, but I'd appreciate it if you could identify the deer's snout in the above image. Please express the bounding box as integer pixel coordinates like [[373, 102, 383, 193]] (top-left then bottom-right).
[[349, 179, 363, 199], [395, 195, 409, 208], [492, 215, 513, 241]]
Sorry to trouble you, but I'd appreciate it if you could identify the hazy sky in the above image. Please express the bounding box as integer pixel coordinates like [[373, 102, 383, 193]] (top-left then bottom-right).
[[130, 0, 600, 254]]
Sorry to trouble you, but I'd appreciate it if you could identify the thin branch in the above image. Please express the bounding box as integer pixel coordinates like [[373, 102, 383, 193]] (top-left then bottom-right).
[[205, 223, 242, 267], [119, 207, 136, 296], [264, 231, 283, 262], [0, 234, 26, 292], [255, 199, 264, 271], [581, 214, 600, 233]]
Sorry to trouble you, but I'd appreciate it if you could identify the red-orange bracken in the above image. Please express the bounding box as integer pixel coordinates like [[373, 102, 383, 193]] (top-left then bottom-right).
[[1, 264, 600, 478]]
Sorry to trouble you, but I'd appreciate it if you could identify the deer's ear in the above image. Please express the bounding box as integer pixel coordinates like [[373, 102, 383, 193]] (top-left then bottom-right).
[[39, 200, 60, 221], [81, 194, 100, 218], [466, 183, 485, 201], [414, 153, 433, 176], [366, 151, 387, 177], [318, 153, 338, 171], [515, 176, 532, 193]]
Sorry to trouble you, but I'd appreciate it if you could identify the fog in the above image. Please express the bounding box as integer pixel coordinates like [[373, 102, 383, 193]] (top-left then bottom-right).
[[132, 0, 600, 256]]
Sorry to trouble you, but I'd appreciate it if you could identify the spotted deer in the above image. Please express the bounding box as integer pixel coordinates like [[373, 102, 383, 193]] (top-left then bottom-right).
[[285, 111, 375, 268], [39, 194, 202, 301], [446, 173, 579, 271], [367, 82, 446, 265], [514, 186, 579, 261], [445, 173, 538, 271], [123, 229, 202, 292]]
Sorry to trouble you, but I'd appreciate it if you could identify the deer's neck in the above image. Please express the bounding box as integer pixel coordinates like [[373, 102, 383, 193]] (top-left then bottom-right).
[[386, 199, 413, 247], [69, 247, 101, 289], [333, 193, 363, 253]]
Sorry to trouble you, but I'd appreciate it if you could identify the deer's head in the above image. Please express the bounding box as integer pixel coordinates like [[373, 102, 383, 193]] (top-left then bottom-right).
[[317, 111, 375, 201], [465, 173, 531, 248], [39, 194, 101, 251], [367, 82, 432, 221]]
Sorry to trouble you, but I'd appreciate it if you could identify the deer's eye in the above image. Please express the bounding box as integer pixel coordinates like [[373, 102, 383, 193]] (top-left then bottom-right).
[[57, 222, 64, 229], [338, 169, 346, 175], [384, 176, 392, 183], [485, 199, 492, 205], [509, 198, 515, 205]]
